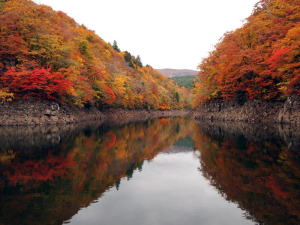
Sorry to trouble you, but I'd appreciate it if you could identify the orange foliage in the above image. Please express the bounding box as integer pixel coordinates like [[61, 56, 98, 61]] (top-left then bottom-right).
[[0, 0, 190, 109], [193, 0, 300, 106]]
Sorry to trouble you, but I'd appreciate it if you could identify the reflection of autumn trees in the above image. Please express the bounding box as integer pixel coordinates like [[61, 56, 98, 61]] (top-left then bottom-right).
[[193, 123, 300, 225], [0, 118, 193, 225]]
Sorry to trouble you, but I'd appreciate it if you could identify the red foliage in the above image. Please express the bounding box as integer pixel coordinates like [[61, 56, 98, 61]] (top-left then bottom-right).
[[0, 67, 73, 102], [103, 85, 116, 105], [268, 48, 290, 71]]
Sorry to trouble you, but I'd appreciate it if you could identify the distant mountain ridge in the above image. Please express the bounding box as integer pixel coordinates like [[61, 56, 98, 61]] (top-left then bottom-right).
[[157, 69, 198, 78]]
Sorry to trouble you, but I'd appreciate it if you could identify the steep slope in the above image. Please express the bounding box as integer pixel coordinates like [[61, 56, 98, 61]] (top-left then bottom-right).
[[0, 0, 189, 110], [193, 0, 300, 106]]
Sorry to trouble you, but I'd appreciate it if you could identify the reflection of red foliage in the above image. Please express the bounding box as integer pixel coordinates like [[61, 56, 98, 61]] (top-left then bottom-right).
[[193, 125, 300, 224], [266, 175, 289, 199], [3, 153, 74, 186], [158, 118, 170, 124], [106, 131, 117, 149], [1, 67, 73, 102]]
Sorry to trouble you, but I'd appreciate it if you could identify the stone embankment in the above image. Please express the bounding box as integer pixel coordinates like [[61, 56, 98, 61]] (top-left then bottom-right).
[[192, 96, 300, 125], [0, 100, 103, 125], [0, 100, 188, 126]]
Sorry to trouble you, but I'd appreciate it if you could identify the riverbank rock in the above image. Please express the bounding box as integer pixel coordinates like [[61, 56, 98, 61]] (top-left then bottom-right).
[[193, 96, 300, 125], [0, 100, 104, 125], [0, 100, 188, 126]]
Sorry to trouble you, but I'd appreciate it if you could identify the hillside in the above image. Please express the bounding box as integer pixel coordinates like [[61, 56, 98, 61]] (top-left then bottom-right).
[[193, 0, 300, 106], [157, 69, 197, 78], [171, 75, 195, 89], [0, 0, 190, 110]]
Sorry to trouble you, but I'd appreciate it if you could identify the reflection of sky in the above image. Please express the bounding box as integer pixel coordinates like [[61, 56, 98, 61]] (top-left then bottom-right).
[[66, 150, 254, 225]]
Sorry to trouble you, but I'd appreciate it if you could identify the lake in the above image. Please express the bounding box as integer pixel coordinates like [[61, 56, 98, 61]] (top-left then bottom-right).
[[0, 118, 299, 225]]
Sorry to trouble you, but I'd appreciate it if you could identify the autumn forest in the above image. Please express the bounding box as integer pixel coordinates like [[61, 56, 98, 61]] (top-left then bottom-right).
[[0, 0, 299, 112], [193, 0, 300, 106], [0, 0, 191, 110], [0, 0, 300, 224]]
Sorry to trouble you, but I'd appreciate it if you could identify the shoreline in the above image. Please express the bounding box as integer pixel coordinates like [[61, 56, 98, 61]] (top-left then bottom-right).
[[2, 96, 300, 126], [0, 100, 188, 126], [192, 96, 300, 126]]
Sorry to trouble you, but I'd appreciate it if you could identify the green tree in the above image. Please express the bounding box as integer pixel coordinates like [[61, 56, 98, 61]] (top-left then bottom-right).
[[136, 55, 143, 67], [174, 92, 180, 102], [124, 51, 134, 68], [112, 40, 120, 52]]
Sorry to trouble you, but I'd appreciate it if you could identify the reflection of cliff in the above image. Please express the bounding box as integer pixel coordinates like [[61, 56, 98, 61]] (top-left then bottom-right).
[[0, 118, 193, 225], [193, 122, 300, 225], [0, 121, 104, 152]]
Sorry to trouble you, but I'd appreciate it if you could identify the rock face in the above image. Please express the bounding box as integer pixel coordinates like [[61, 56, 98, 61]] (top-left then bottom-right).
[[0, 100, 104, 126], [278, 96, 300, 125], [193, 96, 300, 125], [0, 100, 188, 126]]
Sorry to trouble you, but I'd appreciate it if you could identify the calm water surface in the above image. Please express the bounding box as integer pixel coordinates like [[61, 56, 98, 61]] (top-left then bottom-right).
[[0, 118, 299, 225]]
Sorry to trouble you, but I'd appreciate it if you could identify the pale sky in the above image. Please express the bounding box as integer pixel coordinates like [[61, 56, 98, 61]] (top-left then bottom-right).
[[34, 0, 258, 70]]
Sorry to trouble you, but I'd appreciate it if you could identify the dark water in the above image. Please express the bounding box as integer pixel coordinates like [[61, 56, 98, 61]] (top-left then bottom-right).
[[0, 118, 299, 225]]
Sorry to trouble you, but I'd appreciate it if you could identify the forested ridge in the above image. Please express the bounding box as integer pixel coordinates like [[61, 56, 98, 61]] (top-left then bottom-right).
[[1, 0, 299, 112], [193, 0, 300, 106], [0, 0, 191, 110], [171, 75, 195, 89]]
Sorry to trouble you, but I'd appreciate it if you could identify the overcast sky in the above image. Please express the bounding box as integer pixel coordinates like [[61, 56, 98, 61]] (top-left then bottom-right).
[[34, 0, 258, 70]]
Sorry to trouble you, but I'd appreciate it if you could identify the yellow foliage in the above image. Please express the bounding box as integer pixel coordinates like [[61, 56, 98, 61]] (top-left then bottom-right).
[[0, 89, 14, 103]]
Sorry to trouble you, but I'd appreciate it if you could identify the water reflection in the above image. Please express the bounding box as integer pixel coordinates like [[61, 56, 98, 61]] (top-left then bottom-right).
[[0, 118, 299, 225], [194, 121, 300, 225], [0, 118, 193, 225], [68, 152, 253, 225]]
